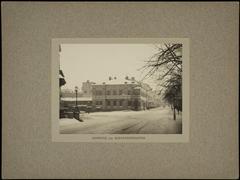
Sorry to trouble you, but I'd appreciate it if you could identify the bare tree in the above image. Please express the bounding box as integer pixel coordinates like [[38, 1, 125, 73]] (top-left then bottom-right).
[[139, 43, 182, 120]]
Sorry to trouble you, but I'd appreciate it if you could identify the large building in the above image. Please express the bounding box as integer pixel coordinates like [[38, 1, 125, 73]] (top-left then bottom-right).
[[61, 88, 83, 98], [91, 77, 161, 111], [81, 80, 96, 97], [61, 97, 92, 106]]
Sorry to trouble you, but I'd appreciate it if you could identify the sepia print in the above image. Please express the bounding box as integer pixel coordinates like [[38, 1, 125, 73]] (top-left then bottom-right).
[[52, 38, 189, 142]]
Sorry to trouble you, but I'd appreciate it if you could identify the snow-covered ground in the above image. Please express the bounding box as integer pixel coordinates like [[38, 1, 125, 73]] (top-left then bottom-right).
[[59, 107, 182, 134]]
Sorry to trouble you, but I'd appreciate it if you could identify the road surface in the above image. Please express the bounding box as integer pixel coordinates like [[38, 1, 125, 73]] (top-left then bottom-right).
[[59, 107, 182, 134]]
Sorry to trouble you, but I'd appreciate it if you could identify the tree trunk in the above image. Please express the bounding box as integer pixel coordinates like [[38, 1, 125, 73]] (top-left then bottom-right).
[[173, 107, 176, 120]]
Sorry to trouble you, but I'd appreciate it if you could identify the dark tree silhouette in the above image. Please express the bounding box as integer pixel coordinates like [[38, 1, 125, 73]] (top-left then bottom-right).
[[139, 43, 182, 120], [59, 70, 66, 87]]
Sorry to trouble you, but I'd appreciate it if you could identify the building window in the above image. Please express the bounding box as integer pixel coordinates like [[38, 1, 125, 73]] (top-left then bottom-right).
[[133, 90, 140, 95], [113, 90, 117, 95], [119, 100, 122, 106], [113, 101, 116, 106], [128, 90, 131, 95], [107, 100, 111, 106], [119, 90, 122, 95], [107, 90, 111, 95], [128, 101, 132, 106], [95, 90, 102, 95], [96, 101, 102, 105]]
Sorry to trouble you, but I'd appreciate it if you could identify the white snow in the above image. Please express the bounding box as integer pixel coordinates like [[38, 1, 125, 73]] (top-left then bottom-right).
[[61, 97, 92, 101], [59, 107, 182, 134]]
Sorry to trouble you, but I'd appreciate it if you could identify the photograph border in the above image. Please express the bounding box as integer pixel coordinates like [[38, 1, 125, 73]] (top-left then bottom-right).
[[51, 38, 190, 143]]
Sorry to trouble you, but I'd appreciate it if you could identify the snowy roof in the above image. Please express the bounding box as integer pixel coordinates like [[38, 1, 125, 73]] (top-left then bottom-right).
[[89, 77, 153, 91], [61, 97, 92, 101], [93, 78, 139, 86]]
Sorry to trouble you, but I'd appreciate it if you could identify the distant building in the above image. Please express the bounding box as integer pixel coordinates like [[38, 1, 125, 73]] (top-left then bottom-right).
[[61, 88, 83, 98], [82, 80, 95, 97], [91, 76, 161, 111], [61, 97, 92, 111]]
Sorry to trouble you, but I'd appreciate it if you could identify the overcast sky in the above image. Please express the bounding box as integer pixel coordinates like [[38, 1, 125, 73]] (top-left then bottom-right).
[[60, 44, 161, 91]]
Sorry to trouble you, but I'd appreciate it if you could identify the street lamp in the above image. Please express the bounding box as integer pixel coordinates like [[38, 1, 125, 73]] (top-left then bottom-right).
[[75, 86, 78, 107], [74, 86, 82, 121]]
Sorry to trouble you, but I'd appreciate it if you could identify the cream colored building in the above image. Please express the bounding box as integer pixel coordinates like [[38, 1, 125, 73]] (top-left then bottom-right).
[[92, 77, 161, 111], [81, 80, 95, 97]]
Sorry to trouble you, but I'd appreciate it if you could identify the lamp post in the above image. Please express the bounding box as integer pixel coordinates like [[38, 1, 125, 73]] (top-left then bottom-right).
[[75, 86, 78, 108], [74, 86, 82, 121]]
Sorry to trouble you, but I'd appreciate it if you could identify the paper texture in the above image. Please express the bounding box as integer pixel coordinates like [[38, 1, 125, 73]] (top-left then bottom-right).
[[2, 2, 239, 179]]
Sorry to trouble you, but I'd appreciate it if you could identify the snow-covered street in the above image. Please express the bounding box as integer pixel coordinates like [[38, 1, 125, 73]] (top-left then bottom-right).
[[59, 107, 182, 134]]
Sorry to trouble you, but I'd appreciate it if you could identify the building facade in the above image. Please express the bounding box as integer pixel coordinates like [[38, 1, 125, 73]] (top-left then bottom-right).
[[61, 88, 83, 98], [82, 80, 96, 97], [61, 97, 92, 111], [91, 78, 161, 111]]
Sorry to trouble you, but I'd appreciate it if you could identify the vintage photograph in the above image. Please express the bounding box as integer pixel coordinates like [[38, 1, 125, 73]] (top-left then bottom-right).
[[58, 42, 183, 135]]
